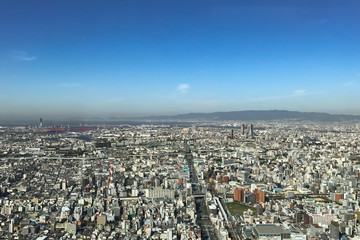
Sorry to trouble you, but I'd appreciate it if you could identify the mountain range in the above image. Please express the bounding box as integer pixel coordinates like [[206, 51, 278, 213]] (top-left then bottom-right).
[[141, 110, 360, 122]]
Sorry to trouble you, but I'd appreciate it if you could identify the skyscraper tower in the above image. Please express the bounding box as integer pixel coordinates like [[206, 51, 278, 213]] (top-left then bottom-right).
[[249, 124, 255, 137], [228, 129, 234, 139], [39, 118, 43, 128], [240, 124, 245, 135]]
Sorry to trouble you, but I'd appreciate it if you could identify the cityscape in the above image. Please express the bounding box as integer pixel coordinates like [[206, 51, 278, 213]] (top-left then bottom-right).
[[1, 0, 360, 239], [1, 118, 360, 239]]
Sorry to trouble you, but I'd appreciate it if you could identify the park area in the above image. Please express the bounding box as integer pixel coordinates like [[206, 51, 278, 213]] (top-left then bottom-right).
[[226, 202, 256, 216]]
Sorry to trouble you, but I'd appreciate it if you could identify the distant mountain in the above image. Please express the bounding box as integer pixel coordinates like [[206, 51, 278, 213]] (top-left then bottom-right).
[[142, 110, 360, 122]]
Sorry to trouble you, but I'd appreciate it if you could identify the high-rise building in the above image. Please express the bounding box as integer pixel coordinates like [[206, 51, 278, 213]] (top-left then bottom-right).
[[229, 129, 234, 139], [109, 162, 115, 189], [39, 118, 43, 128], [249, 124, 255, 137], [244, 190, 256, 204], [234, 188, 244, 202], [9, 219, 14, 233], [240, 124, 245, 135], [253, 189, 265, 202]]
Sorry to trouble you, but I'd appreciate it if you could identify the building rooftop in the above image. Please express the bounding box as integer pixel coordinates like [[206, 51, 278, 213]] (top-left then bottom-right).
[[254, 225, 289, 235]]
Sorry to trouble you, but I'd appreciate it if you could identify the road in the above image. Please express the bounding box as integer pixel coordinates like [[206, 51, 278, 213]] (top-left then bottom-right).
[[207, 169, 241, 240], [184, 141, 218, 240]]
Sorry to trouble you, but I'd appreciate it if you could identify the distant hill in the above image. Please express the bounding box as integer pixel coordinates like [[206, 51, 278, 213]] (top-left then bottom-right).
[[142, 110, 360, 122]]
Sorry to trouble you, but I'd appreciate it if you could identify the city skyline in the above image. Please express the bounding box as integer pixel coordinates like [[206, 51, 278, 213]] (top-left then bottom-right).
[[1, 0, 360, 120]]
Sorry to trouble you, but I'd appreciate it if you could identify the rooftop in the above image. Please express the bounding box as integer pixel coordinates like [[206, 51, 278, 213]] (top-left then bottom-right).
[[254, 225, 289, 235]]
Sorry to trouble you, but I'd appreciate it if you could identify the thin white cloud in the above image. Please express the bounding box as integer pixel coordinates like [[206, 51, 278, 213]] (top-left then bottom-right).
[[57, 82, 81, 87], [12, 51, 37, 61], [177, 83, 190, 93], [292, 89, 309, 96], [246, 89, 314, 102], [107, 98, 123, 103]]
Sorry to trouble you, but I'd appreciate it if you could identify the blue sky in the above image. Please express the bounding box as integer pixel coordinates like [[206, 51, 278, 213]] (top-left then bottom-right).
[[1, 0, 360, 120]]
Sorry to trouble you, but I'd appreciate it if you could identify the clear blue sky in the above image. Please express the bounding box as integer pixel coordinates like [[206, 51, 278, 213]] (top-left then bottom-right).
[[1, 0, 360, 120]]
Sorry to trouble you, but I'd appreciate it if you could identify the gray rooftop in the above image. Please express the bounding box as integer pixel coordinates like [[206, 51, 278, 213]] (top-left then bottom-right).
[[254, 225, 290, 235]]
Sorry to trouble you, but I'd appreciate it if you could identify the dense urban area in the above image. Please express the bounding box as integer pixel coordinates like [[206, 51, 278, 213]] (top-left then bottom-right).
[[1, 120, 360, 240]]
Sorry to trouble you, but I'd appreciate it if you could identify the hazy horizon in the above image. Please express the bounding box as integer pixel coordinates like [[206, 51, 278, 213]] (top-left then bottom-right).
[[1, 1, 360, 119], [2, 109, 360, 124]]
